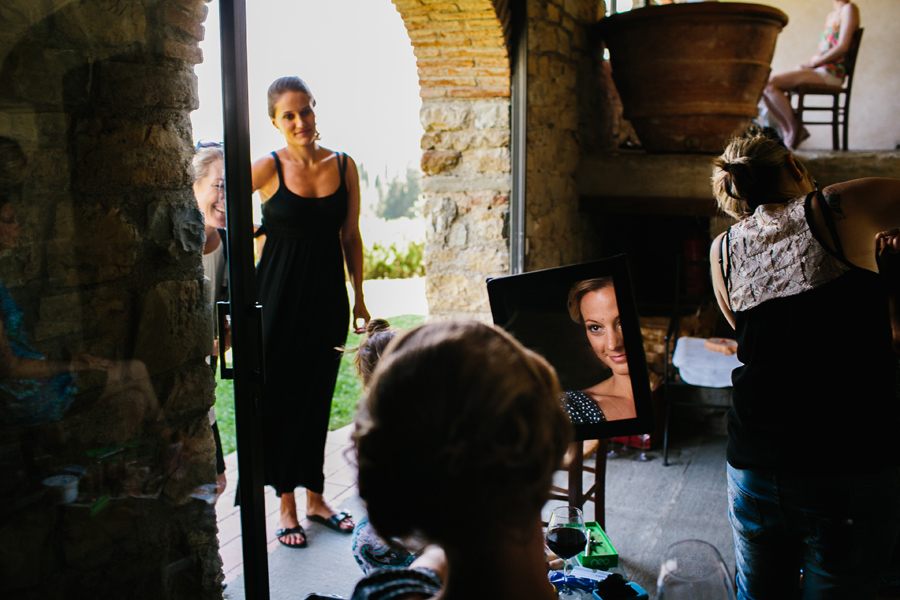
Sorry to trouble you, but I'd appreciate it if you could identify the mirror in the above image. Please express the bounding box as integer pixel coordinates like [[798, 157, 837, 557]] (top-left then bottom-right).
[[487, 255, 654, 441]]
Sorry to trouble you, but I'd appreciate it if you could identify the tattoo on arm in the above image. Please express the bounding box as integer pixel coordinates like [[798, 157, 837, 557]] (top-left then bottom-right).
[[823, 192, 846, 220]]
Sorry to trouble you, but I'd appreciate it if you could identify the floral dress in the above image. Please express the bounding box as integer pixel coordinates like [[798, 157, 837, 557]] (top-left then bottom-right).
[[817, 13, 846, 80]]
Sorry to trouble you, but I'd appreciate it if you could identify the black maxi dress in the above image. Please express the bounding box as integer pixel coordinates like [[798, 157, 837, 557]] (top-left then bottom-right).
[[256, 150, 350, 496]]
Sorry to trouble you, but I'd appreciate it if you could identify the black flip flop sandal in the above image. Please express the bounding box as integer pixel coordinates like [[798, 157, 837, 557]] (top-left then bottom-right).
[[275, 525, 307, 548], [307, 511, 353, 534]]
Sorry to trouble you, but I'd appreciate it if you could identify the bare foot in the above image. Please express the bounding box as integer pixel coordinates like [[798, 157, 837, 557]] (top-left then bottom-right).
[[787, 123, 810, 150], [214, 472, 227, 503], [277, 491, 307, 547], [306, 490, 355, 532]]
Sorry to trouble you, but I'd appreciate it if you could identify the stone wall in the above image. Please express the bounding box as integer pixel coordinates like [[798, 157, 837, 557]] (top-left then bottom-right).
[[393, 0, 617, 319], [768, 0, 900, 150], [524, 0, 603, 271], [0, 1, 221, 598], [392, 0, 513, 321]]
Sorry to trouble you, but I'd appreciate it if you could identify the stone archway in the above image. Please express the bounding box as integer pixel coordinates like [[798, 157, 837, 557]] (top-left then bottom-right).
[[391, 0, 513, 321]]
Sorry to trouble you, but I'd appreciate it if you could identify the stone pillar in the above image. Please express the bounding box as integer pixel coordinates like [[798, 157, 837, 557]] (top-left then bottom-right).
[[525, 0, 603, 271], [420, 99, 511, 321], [0, 1, 222, 597], [392, 0, 512, 321]]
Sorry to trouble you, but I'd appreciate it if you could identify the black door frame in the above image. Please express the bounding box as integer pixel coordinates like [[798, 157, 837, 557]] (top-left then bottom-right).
[[219, 0, 270, 598]]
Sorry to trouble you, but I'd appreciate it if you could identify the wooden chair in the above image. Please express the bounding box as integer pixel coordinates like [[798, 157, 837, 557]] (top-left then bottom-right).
[[549, 439, 607, 528], [661, 256, 731, 466], [791, 27, 864, 151]]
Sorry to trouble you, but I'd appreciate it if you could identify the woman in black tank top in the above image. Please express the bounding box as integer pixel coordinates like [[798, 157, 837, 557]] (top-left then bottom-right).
[[249, 77, 370, 549], [708, 133, 900, 600]]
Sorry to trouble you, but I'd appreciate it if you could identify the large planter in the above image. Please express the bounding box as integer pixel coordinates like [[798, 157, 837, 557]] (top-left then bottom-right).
[[598, 2, 788, 153]]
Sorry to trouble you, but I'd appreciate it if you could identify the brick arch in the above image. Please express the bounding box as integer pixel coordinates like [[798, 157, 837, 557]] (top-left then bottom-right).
[[391, 0, 513, 321], [393, 0, 511, 99]]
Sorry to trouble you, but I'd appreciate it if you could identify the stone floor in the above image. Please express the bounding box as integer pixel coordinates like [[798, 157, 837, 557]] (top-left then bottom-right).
[[215, 426, 735, 599]]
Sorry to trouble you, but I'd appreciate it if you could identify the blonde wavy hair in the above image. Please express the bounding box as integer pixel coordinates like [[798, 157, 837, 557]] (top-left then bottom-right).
[[711, 134, 810, 220], [192, 145, 224, 183], [353, 321, 571, 545]]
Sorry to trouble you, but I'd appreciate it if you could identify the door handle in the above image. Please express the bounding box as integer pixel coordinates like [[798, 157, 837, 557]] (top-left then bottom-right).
[[253, 303, 265, 386], [216, 301, 233, 380]]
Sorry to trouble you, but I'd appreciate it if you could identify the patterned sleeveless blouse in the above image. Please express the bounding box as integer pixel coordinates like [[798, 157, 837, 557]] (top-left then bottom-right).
[[725, 194, 849, 312]]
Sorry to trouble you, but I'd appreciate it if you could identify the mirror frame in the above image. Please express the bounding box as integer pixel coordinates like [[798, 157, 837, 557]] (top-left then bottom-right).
[[487, 254, 654, 441]]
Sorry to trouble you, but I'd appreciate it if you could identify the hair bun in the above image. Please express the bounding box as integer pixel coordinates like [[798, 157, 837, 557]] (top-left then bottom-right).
[[366, 318, 391, 336]]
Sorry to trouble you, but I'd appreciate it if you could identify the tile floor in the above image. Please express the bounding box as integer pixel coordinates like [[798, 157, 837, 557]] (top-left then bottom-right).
[[216, 424, 358, 584]]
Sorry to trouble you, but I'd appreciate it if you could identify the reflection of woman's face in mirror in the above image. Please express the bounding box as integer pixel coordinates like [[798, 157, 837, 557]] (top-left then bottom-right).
[[0, 203, 21, 250], [581, 285, 628, 377], [564, 277, 636, 424]]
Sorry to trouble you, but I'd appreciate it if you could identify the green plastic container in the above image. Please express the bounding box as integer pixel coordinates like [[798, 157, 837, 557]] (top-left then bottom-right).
[[577, 522, 619, 570]]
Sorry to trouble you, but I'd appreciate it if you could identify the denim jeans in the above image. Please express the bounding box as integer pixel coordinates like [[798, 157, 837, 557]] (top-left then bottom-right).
[[727, 463, 900, 600]]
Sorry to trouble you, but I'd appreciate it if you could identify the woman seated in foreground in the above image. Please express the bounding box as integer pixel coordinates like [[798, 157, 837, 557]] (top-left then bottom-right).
[[351, 321, 571, 600], [347, 318, 424, 574]]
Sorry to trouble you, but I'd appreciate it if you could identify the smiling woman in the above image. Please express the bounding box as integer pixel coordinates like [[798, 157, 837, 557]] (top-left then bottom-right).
[[191, 143, 229, 502], [192, 145, 227, 239], [563, 278, 636, 424]]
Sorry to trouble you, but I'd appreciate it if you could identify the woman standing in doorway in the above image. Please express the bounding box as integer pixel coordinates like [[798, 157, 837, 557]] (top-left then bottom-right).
[[762, 0, 860, 149], [251, 76, 370, 548]]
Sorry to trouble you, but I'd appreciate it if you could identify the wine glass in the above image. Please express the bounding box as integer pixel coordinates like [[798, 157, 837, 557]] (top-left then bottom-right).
[[657, 539, 735, 600], [546, 506, 588, 596]]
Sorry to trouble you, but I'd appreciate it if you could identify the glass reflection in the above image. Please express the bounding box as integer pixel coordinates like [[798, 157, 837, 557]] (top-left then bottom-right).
[[1, 2, 226, 596], [0, 137, 107, 426], [0, 136, 208, 501], [0, 135, 218, 596], [564, 278, 636, 423]]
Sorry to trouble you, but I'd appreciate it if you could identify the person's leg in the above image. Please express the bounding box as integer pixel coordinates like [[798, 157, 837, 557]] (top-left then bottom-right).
[[277, 490, 306, 546], [763, 69, 830, 149], [351, 517, 419, 574], [728, 464, 802, 600], [307, 489, 354, 531], [211, 420, 227, 502], [302, 345, 354, 531], [791, 467, 900, 600]]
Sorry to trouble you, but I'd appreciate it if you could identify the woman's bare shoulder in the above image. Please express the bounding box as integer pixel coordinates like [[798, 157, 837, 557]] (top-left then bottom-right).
[[251, 153, 278, 193], [843, 2, 860, 18], [823, 178, 900, 206], [825, 178, 900, 192], [251, 152, 277, 172], [320, 146, 356, 167]]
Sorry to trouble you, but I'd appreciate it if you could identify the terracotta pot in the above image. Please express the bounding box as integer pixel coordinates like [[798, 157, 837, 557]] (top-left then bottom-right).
[[598, 3, 788, 153]]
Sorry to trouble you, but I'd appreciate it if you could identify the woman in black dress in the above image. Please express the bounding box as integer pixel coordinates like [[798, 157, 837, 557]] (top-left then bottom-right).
[[251, 76, 369, 548]]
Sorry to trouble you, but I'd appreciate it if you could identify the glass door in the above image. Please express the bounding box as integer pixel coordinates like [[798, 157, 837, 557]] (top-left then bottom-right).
[[218, 0, 270, 598], [0, 1, 258, 598]]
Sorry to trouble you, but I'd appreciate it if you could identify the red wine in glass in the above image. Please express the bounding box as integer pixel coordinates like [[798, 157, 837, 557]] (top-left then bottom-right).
[[547, 527, 588, 560], [547, 506, 588, 596]]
